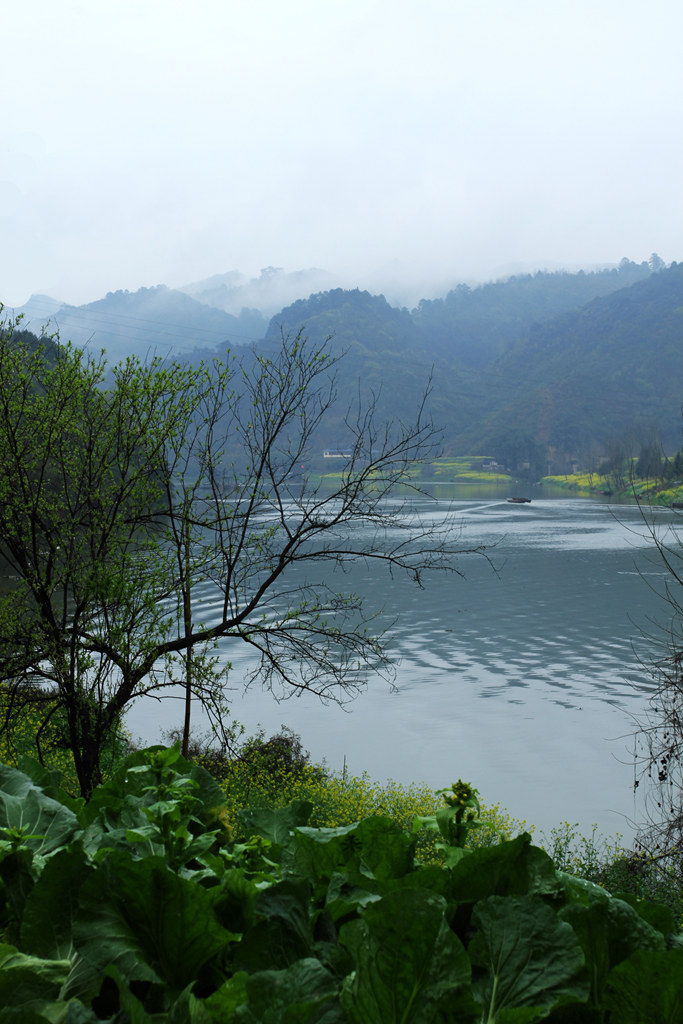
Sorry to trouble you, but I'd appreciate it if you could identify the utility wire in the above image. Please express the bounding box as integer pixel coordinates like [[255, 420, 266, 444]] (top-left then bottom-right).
[[1, 294, 268, 346]]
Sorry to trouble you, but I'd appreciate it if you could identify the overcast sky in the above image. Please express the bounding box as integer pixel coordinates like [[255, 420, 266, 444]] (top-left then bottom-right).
[[2, 0, 682, 306]]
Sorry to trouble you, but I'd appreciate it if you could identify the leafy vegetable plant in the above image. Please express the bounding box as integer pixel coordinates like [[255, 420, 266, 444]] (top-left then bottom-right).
[[0, 748, 682, 1021]]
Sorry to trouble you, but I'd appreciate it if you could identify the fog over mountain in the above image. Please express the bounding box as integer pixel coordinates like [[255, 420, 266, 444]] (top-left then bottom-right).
[[5, 255, 680, 477], [2, 4, 681, 307], [178, 267, 340, 318]]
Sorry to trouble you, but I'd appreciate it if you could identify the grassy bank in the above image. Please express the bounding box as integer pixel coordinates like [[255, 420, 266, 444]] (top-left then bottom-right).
[[426, 456, 512, 483], [542, 471, 683, 506], [314, 455, 515, 486], [314, 457, 683, 504]]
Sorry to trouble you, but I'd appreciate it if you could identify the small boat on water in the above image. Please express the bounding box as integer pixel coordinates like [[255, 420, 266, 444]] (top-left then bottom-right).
[[507, 497, 531, 504]]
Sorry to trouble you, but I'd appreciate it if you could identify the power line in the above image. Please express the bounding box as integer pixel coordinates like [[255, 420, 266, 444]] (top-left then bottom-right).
[[2, 295, 268, 346]]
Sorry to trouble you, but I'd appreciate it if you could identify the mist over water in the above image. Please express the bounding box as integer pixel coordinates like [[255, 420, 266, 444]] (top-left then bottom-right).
[[130, 495, 674, 839]]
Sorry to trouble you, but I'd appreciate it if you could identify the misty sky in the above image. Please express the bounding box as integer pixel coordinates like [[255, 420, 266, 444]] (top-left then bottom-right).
[[2, 0, 682, 306]]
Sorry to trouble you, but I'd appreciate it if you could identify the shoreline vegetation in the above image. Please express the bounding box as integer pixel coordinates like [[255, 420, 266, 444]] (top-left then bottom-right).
[[317, 455, 683, 506], [1, 739, 682, 1019], [540, 471, 683, 506], [1, 701, 679, 922]]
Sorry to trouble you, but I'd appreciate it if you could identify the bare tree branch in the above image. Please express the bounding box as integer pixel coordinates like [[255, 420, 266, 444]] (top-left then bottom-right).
[[0, 317, 489, 796]]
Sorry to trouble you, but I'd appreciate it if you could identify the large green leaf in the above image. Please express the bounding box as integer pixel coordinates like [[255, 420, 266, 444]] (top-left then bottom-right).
[[0, 764, 81, 857], [285, 815, 414, 893], [340, 888, 479, 1024], [0, 1003, 69, 1023], [560, 893, 665, 1005], [209, 866, 261, 934], [0, 943, 70, 1012], [214, 958, 340, 1023], [235, 877, 313, 972], [469, 895, 588, 1022], [603, 949, 683, 1023], [204, 971, 249, 1020], [0, 847, 37, 942], [284, 822, 363, 886], [65, 851, 232, 1001], [322, 861, 450, 924], [103, 965, 213, 1024], [237, 799, 313, 847], [449, 834, 562, 905], [613, 892, 677, 939], [558, 872, 610, 906], [20, 847, 90, 960], [16, 755, 85, 817], [324, 870, 383, 922], [385, 864, 453, 900], [0, 762, 53, 800], [353, 816, 416, 880]]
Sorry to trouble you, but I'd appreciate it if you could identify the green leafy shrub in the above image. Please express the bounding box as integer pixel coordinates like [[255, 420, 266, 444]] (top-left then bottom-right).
[[542, 820, 683, 923], [220, 751, 530, 862], [0, 683, 84, 794], [0, 682, 130, 797], [1, 748, 683, 1021]]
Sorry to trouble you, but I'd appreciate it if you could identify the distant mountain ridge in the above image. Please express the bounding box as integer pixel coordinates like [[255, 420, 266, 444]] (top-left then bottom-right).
[[5, 286, 268, 363], [3, 258, 679, 474], [263, 262, 676, 471], [410, 260, 653, 368]]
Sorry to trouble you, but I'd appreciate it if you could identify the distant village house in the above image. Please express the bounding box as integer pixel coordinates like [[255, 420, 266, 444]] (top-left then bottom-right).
[[323, 448, 353, 458]]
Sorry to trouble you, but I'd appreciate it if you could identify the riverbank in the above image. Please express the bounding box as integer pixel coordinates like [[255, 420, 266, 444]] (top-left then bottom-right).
[[314, 454, 515, 487], [316, 456, 683, 507], [541, 471, 683, 506], [3, 687, 680, 919]]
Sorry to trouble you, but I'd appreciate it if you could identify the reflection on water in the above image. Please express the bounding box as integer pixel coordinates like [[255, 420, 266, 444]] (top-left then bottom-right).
[[130, 495, 676, 839]]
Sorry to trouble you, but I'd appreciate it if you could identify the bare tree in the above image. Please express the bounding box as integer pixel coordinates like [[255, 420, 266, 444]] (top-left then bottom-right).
[[0, 318, 486, 796]]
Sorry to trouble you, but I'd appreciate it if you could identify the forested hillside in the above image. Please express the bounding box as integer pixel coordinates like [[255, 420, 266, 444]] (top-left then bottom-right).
[[8, 286, 267, 362], [263, 262, 681, 472], [449, 262, 683, 470], [411, 260, 652, 368], [6, 259, 680, 475], [264, 288, 478, 448]]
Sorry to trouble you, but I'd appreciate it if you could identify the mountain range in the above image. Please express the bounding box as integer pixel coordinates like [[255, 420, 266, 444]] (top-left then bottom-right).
[[4, 256, 680, 476]]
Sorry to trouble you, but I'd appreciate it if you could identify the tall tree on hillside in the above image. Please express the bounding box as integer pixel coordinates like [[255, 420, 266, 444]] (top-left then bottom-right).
[[635, 439, 664, 484], [0, 317, 486, 796]]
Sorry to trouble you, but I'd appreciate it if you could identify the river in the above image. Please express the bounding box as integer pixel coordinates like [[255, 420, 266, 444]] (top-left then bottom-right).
[[129, 490, 680, 841]]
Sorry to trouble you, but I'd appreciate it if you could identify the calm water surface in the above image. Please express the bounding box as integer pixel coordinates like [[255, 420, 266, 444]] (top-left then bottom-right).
[[130, 495, 677, 839]]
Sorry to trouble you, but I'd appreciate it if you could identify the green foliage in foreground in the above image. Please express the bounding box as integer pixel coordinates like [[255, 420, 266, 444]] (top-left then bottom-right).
[[1, 747, 683, 1021], [545, 821, 683, 925], [0, 684, 129, 797], [212, 737, 530, 865]]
